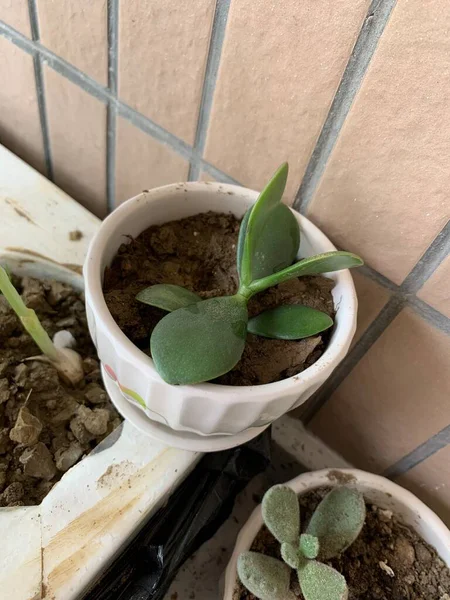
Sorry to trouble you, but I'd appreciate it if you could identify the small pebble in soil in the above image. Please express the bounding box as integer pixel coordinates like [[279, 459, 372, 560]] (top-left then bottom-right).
[[9, 407, 43, 446]]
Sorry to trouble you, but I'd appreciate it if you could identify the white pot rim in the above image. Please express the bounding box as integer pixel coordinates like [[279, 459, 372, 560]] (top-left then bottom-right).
[[84, 181, 357, 400], [223, 468, 450, 599]]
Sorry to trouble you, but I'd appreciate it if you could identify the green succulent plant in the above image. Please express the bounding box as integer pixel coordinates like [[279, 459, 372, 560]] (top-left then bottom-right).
[[237, 485, 366, 600], [136, 163, 363, 385]]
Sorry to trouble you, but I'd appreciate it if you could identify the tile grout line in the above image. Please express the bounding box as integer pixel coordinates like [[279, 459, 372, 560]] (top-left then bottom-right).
[[401, 220, 450, 293], [27, 0, 53, 180], [383, 425, 450, 479], [188, 0, 231, 181], [199, 159, 242, 185], [407, 295, 450, 335], [0, 19, 240, 187], [106, 0, 119, 213], [293, 0, 397, 213], [301, 294, 404, 425], [303, 231, 450, 425]]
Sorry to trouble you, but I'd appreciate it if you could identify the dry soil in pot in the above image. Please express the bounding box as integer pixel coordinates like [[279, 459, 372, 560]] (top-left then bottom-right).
[[103, 212, 335, 386], [0, 275, 121, 507], [235, 488, 450, 600]]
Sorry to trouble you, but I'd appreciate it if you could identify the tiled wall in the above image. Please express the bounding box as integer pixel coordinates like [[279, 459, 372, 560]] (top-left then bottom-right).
[[0, 1, 449, 522]]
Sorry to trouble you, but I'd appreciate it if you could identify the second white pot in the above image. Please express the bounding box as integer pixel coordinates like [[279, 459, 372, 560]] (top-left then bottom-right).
[[84, 182, 358, 437], [223, 468, 450, 599]]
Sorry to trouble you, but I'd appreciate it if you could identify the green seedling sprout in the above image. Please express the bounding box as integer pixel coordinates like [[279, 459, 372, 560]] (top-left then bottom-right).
[[0, 266, 83, 385], [237, 485, 366, 600], [136, 162, 363, 384]]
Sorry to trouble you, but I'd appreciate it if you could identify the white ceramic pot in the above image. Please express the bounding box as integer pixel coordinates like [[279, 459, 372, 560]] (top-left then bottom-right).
[[84, 183, 358, 436], [223, 468, 450, 599]]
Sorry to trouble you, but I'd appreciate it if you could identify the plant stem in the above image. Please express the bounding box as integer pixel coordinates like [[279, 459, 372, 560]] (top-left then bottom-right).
[[0, 266, 28, 317], [0, 266, 58, 361], [236, 285, 253, 302], [21, 316, 58, 360]]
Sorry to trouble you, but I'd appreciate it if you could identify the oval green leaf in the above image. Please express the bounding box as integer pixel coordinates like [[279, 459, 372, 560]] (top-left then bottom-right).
[[248, 305, 333, 340], [150, 295, 248, 385], [298, 560, 348, 600], [238, 552, 291, 600], [238, 203, 300, 281], [306, 487, 366, 560], [250, 251, 364, 294], [136, 284, 201, 312], [281, 542, 301, 569], [262, 485, 300, 544], [299, 534, 320, 560], [241, 163, 298, 285], [236, 207, 251, 276]]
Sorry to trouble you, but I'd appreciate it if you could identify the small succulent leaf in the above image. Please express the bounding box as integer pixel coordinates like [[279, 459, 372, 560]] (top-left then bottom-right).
[[237, 204, 299, 281], [150, 295, 248, 385], [240, 162, 291, 285], [250, 251, 363, 293], [262, 485, 300, 544], [248, 305, 333, 340], [136, 284, 201, 312], [299, 534, 320, 559], [237, 552, 291, 600], [298, 560, 348, 600], [237, 207, 251, 276], [306, 487, 366, 560], [281, 542, 300, 569]]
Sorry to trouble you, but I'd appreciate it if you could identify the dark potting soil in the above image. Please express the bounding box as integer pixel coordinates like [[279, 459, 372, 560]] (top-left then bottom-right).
[[234, 488, 450, 600], [0, 275, 121, 507], [103, 212, 335, 386]]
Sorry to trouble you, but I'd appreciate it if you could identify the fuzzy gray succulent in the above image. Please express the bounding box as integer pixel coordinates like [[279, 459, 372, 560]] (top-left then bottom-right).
[[237, 485, 366, 600]]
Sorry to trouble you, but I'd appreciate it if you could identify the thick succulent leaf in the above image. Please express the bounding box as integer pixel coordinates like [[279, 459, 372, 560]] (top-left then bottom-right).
[[238, 552, 291, 600], [262, 485, 300, 544], [250, 251, 363, 293], [298, 560, 348, 600], [136, 284, 200, 312], [281, 542, 300, 569], [248, 305, 333, 340], [237, 207, 251, 276], [240, 163, 293, 285], [238, 203, 299, 282], [299, 534, 320, 559], [150, 295, 248, 385], [306, 487, 366, 560]]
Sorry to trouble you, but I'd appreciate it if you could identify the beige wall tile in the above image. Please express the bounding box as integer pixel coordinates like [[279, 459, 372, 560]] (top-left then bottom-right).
[[119, 0, 215, 144], [115, 117, 189, 206], [351, 271, 390, 346], [44, 67, 107, 217], [0, 0, 30, 37], [0, 38, 45, 174], [418, 254, 450, 319], [199, 171, 218, 182], [309, 308, 450, 472], [204, 0, 370, 202], [37, 0, 107, 84], [308, 0, 450, 285], [396, 445, 450, 526]]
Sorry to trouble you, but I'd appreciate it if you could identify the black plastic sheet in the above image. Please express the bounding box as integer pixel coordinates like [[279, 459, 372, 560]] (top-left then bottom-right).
[[83, 429, 271, 600]]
